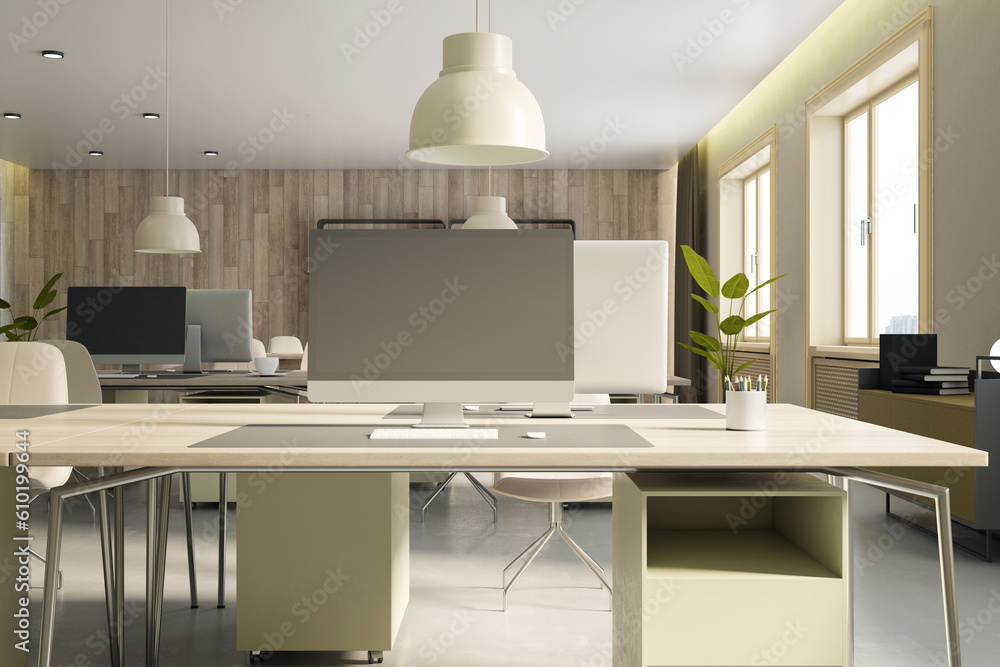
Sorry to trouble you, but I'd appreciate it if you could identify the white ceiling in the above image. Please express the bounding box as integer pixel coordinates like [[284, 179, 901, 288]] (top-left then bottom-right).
[[0, 0, 846, 170]]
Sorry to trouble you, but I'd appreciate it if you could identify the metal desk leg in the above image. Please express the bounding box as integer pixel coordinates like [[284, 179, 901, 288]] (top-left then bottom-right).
[[152, 476, 172, 664], [182, 473, 199, 608], [97, 479, 120, 667], [826, 467, 961, 667], [114, 470, 125, 665], [146, 480, 157, 666], [38, 480, 67, 667], [218, 472, 227, 608]]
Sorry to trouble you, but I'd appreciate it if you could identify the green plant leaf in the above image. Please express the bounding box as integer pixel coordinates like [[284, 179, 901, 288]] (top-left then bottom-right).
[[688, 330, 721, 351], [743, 309, 777, 327], [745, 273, 788, 297], [11, 316, 38, 330], [0, 298, 10, 309], [719, 315, 746, 336], [41, 306, 67, 320], [2, 331, 22, 341], [34, 290, 57, 310], [735, 360, 755, 375], [678, 343, 724, 375], [721, 273, 750, 299], [681, 245, 719, 298], [32, 273, 63, 310], [690, 293, 719, 314]]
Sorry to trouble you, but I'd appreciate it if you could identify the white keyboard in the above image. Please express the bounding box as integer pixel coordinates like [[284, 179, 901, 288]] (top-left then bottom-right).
[[369, 428, 499, 440], [97, 374, 140, 379]]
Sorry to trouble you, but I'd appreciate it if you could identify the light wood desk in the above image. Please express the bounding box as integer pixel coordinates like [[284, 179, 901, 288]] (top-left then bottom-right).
[[2, 403, 987, 667]]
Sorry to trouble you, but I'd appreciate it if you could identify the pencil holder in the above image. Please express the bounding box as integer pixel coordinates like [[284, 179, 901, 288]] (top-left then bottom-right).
[[725, 390, 767, 431]]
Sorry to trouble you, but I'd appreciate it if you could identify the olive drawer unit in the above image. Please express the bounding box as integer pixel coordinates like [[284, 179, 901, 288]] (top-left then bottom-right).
[[858, 386, 1000, 536], [612, 472, 848, 667]]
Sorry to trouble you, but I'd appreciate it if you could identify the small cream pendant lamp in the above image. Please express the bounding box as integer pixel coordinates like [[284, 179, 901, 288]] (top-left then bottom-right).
[[463, 195, 517, 229], [134, 0, 200, 254], [407, 2, 547, 166]]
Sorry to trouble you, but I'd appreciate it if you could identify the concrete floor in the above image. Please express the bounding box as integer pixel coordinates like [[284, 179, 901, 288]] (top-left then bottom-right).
[[24, 474, 1000, 666]]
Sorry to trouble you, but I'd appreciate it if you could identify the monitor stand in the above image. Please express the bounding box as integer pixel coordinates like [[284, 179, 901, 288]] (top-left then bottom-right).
[[526, 402, 576, 418], [181, 325, 207, 374], [413, 402, 470, 428], [121, 364, 141, 376]]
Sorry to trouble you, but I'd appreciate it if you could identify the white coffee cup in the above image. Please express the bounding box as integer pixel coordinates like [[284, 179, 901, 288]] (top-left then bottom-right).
[[252, 356, 279, 375]]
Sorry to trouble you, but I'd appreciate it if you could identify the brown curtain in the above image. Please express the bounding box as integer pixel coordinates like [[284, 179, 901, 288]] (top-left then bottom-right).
[[674, 146, 708, 403]]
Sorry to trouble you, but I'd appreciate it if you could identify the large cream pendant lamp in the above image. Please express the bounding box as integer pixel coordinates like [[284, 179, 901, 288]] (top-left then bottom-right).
[[463, 195, 517, 229], [407, 29, 547, 166], [134, 0, 200, 254]]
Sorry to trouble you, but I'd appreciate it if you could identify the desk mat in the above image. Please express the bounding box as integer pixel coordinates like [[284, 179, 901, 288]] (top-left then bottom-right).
[[384, 403, 723, 420], [190, 423, 654, 449], [0, 405, 96, 419]]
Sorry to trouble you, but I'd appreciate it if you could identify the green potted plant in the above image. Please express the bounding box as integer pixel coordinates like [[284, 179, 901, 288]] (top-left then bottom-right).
[[0, 272, 66, 341], [677, 246, 785, 420]]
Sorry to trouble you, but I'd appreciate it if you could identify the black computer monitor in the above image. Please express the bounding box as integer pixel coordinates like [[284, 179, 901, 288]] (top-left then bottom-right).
[[66, 286, 187, 374]]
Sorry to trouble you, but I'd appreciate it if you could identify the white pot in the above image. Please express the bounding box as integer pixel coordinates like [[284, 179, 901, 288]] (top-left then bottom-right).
[[725, 390, 767, 431]]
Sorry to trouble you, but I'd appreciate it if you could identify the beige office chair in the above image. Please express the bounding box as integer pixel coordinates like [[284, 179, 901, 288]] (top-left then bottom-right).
[[246, 338, 267, 372], [492, 394, 613, 611], [268, 336, 303, 355], [0, 342, 74, 587], [38, 339, 102, 403], [299, 342, 308, 371]]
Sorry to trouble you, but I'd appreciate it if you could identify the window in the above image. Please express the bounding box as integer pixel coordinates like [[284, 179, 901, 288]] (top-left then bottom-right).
[[844, 79, 920, 343], [743, 167, 771, 341]]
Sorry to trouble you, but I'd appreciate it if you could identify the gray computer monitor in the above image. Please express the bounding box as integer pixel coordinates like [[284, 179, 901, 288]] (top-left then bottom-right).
[[183, 289, 253, 372], [307, 228, 575, 426], [66, 286, 187, 374]]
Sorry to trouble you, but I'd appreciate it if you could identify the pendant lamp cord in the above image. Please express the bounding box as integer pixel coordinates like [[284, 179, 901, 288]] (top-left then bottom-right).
[[164, 0, 169, 196], [475, 0, 478, 32]]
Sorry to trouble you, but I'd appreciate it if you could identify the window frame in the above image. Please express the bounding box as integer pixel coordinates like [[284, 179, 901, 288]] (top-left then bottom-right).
[[842, 74, 920, 345], [743, 165, 771, 342]]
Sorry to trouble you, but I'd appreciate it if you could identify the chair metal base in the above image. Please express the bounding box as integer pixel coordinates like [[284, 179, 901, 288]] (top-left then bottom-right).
[[417, 472, 498, 523], [501, 502, 611, 611]]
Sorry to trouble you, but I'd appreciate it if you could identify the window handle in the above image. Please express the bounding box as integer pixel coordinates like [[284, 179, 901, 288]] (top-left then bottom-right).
[[860, 218, 872, 246], [913, 203, 918, 233], [750, 252, 757, 273]]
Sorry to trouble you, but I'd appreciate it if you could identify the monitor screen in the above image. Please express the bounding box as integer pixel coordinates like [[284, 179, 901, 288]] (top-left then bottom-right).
[[307, 229, 575, 405], [66, 286, 187, 366], [186, 289, 253, 365]]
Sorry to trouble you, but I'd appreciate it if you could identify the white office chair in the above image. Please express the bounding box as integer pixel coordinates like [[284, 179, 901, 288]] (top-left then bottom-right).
[[492, 394, 613, 611], [0, 342, 74, 588], [268, 336, 303, 355]]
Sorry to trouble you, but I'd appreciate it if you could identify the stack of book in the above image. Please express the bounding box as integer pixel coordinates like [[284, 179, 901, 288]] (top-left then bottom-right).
[[891, 366, 970, 395]]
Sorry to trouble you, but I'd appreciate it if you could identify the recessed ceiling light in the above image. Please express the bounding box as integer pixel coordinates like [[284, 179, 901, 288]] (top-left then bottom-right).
[[3, 113, 21, 119], [204, 150, 219, 156], [143, 113, 161, 119], [89, 151, 103, 156], [42, 50, 64, 59]]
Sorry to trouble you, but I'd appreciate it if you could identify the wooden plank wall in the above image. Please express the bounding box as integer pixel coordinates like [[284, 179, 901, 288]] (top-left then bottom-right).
[[2, 165, 663, 344]]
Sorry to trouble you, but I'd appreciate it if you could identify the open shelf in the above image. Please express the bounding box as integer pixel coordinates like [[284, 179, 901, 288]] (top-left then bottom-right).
[[646, 529, 840, 580]]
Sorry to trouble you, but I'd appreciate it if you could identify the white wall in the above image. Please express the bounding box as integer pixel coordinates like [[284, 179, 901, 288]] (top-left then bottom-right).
[[696, 0, 1000, 402]]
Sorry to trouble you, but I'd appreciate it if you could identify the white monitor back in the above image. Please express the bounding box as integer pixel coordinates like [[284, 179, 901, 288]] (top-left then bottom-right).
[[573, 240, 668, 394]]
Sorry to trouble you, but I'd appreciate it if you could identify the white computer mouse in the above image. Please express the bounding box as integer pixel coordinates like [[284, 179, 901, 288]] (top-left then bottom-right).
[[526, 432, 546, 439]]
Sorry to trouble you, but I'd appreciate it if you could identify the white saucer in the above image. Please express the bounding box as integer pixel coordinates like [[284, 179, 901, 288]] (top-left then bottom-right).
[[248, 371, 288, 377]]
